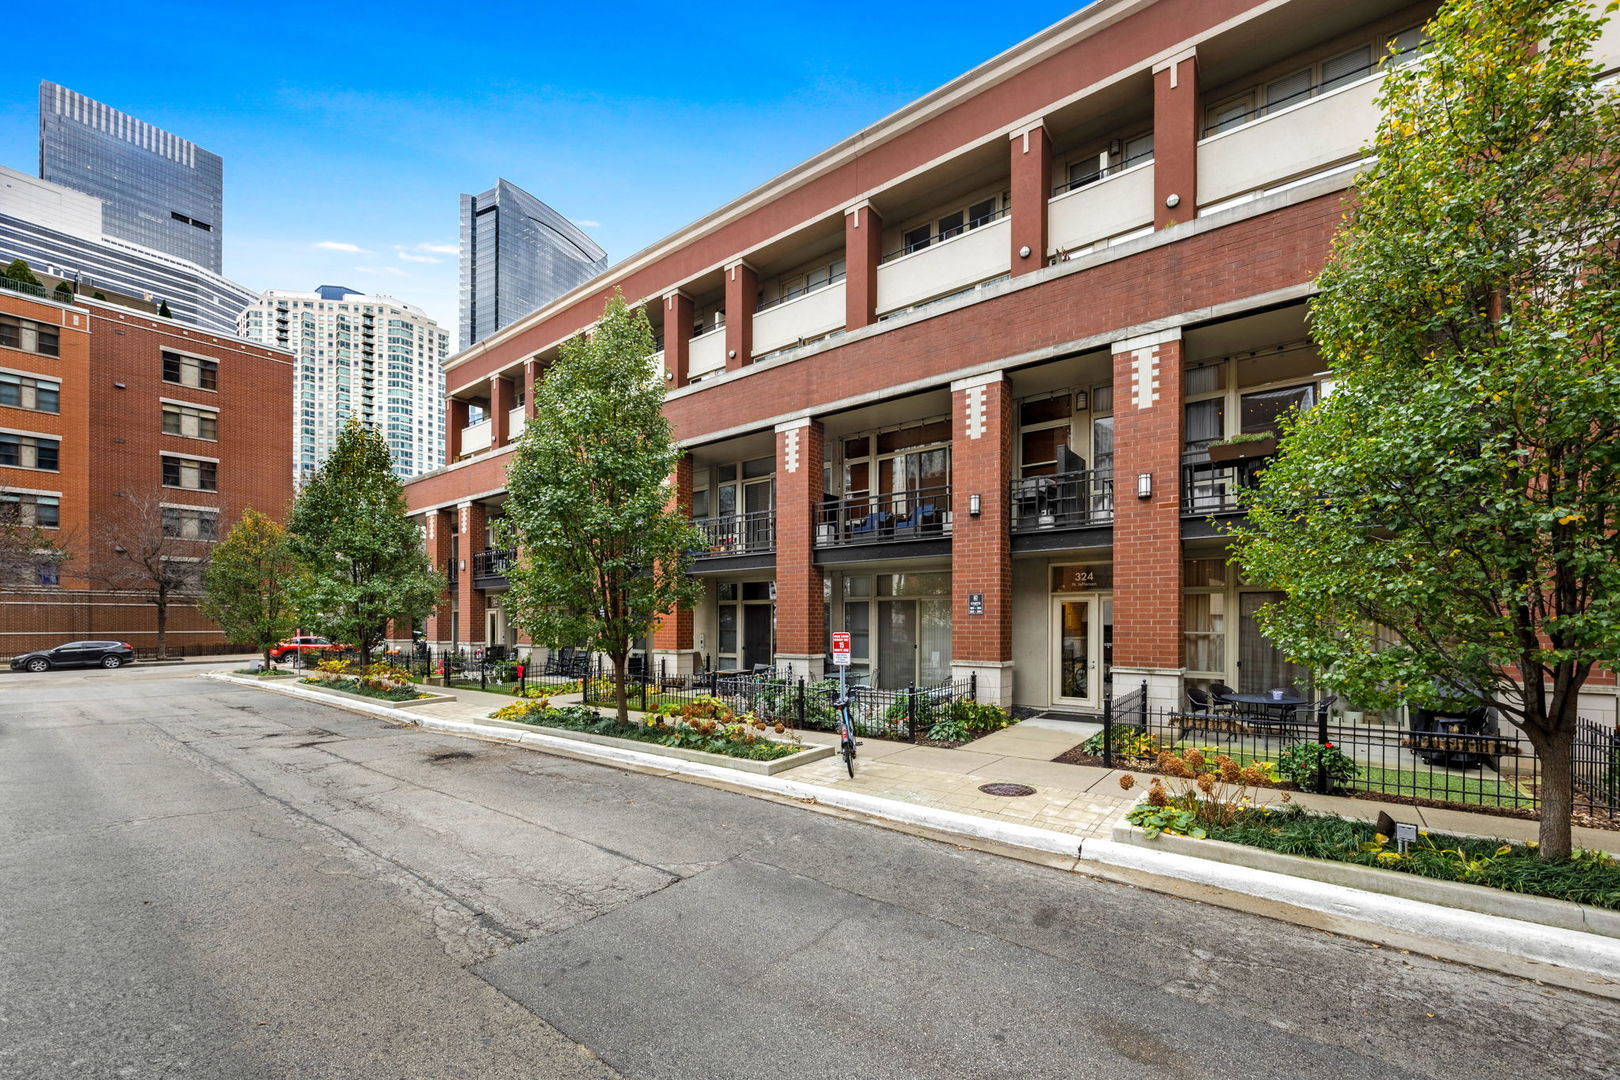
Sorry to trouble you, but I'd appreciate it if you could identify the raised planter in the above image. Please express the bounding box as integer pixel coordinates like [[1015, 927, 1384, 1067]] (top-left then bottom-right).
[[1111, 820, 1620, 939], [477, 715, 835, 775], [297, 680, 457, 708], [1206, 434, 1277, 463]]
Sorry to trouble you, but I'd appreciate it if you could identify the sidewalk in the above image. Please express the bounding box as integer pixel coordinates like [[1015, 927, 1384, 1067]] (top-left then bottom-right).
[[403, 685, 1620, 856]]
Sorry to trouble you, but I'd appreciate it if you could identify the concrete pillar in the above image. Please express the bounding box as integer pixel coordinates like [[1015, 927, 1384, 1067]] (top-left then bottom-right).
[[1009, 123, 1052, 275], [662, 292, 693, 389], [425, 509, 454, 646], [843, 203, 882, 330], [949, 373, 1014, 706], [723, 261, 757, 370], [774, 417, 825, 680], [446, 398, 469, 462], [524, 360, 539, 420], [1153, 49, 1199, 230], [490, 374, 514, 448], [456, 501, 488, 649], [651, 455, 697, 676], [1110, 328, 1185, 711]]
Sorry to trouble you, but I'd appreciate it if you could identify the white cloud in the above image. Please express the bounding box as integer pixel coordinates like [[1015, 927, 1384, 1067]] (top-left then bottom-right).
[[417, 243, 459, 255], [398, 252, 439, 263], [314, 240, 367, 253], [355, 265, 408, 276], [577, 220, 601, 228]]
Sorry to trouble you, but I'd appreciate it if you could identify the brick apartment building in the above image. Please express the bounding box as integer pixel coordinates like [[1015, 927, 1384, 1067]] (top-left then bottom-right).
[[402, 0, 1620, 725], [0, 282, 293, 657]]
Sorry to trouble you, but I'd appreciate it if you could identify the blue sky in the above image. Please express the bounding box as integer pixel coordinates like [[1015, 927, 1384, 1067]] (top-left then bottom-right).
[[0, 1, 1085, 332]]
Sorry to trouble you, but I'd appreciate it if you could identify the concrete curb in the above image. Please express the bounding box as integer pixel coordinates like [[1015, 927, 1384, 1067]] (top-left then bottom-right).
[[210, 672, 1620, 999]]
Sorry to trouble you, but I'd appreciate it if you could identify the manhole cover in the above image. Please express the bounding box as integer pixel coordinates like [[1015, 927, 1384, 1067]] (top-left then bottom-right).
[[978, 783, 1037, 797]]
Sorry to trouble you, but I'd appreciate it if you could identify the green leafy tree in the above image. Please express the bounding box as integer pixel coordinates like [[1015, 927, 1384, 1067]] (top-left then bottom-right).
[[287, 417, 442, 668], [3, 258, 40, 286], [52, 281, 73, 300], [501, 292, 702, 721], [201, 509, 301, 670], [1231, 0, 1620, 859]]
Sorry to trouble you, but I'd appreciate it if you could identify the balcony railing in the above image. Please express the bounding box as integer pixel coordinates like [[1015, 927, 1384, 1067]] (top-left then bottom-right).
[[1181, 454, 1262, 516], [1010, 469, 1113, 531], [815, 486, 952, 547], [692, 511, 775, 558], [446, 557, 459, 587], [472, 548, 516, 584]]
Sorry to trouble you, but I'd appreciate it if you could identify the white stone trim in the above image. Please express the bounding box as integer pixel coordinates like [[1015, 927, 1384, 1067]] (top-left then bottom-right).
[[1111, 327, 1182, 354], [949, 371, 1005, 392]]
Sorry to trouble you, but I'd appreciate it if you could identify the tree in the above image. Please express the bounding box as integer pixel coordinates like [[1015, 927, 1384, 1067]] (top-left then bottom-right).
[[53, 281, 74, 300], [287, 417, 441, 668], [501, 292, 702, 722], [1230, 0, 1620, 860], [0, 489, 70, 587], [157, 299, 172, 318], [3, 258, 40, 286], [92, 291, 107, 301], [201, 509, 301, 670], [94, 490, 213, 659]]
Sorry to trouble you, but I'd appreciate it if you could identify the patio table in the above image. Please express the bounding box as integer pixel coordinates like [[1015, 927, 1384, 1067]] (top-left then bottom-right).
[[1219, 691, 1312, 737]]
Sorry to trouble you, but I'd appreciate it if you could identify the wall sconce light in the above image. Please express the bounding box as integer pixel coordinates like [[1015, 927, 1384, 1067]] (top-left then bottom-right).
[[1073, 390, 1088, 412], [1018, 245, 1032, 259], [458, 559, 466, 571], [969, 493, 982, 517], [1136, 472, 1153, 500]]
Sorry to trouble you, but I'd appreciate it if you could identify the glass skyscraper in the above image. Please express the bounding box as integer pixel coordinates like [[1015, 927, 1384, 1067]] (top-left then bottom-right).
[[459, 179, 608, 350], [39, 82, 224, 274]]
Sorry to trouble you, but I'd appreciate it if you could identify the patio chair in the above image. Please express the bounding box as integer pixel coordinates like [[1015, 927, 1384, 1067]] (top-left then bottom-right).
[[893, 504, 942, 537], [849, 511, 893, 539]]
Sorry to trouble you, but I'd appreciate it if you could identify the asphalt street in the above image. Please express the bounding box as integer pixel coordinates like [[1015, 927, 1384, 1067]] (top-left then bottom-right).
[[2, 662, 1615, 1080]]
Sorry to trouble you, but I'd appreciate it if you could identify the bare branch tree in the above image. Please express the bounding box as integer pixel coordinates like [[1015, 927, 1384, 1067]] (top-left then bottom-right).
[[89, 489, 216, 659], [0, 487, 71, 588]]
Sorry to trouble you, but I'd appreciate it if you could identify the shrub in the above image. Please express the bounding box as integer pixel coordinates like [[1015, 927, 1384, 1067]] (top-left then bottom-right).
[[949, 698, 1013, 733], [1121, 746, 1279, 835], [492, 700, 802, 761], [1277, 741, 1359, 790], [491, 696, 552, 722], [1080, 726, 1160, 760], [926, 717, 972, 743]]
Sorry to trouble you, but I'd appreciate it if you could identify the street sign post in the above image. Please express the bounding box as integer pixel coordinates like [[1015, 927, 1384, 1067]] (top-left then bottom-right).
[[831, 632, 852, 667]]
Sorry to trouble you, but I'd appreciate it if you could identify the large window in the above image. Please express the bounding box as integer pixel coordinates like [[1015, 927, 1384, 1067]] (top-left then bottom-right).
[[162, 351, 218, 391], [162, 402, 219, 440], [161, 506, 219, 541], [842, 419, 950, 502], [0, 491, 59, 528], [161, 454, 217, 491], [0, 315, 60, 358], [1059, 131, 1154, 195], [0, 372, 60, 414], [0, 432, 59, 471]]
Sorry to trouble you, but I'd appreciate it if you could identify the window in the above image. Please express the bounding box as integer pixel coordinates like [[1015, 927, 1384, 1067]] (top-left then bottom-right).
[[161, 455, 217, 491], [162, 402, 218, 440], [162, 351, 218, 391], [0, 491, 59, 527], [1059, 132, 1154, 195], [1184, 361, 1228, 449], [0, 315, 60, 358], [895, 192, 1007, 257], [1017, 394, 1075, 479], [0, 372, 60, 414], [161, 506, 219, 540], [0, 433, 59, 471], [1240, 383, 1315, 434], [161, 557, 205, 592]]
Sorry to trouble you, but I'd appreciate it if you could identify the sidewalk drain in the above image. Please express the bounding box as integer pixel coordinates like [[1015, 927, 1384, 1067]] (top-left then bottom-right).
[[979, 783, 1037, 798]]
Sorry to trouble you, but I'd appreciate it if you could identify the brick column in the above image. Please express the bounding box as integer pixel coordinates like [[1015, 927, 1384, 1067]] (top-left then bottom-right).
[[1110, 329, 1184, 711], [446, 398, 469, 462], [651, 455, 697, 676], [774, 417, 825, 680], [723, 261, 757, 370], [1153, 49, 1199, 230], [425, 509, 454, 647], [456, 501, 488, 649], [843, 203, 882, 330], [490, 374, 514, 447], [1009, 123, 1052, 276], [662, 292, 693, 388], [949, 373, 1014, 706], [524, 360, 539, 420]]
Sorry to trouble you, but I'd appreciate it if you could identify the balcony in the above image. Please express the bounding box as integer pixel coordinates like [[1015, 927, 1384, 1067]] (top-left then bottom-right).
[[688, 325, 727, 380], [508, 406, 526, 439], [1010, 469, 1114, 532], [472, 548, 516, 588], [691, 511, 775, 561], [752, 280, 845, 356], [1181, 454, 1261, 518], [815, 486, 952, 552], [460, 417, 492, 454], [445, 557, 458, 587], [876, 212, 1010, 316], [1048, 162, 1155, 256], [1198, 71, 1384, 209]]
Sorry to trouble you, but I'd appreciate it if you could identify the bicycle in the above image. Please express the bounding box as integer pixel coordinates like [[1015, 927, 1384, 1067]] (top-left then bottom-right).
[[823, 679, 864, 777]]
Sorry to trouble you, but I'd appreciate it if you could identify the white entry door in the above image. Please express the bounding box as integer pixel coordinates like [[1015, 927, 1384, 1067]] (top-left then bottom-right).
[[1052, 595, 1102, 710]]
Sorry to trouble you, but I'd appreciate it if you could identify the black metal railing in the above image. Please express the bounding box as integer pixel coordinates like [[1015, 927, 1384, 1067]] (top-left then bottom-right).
[[445, 557, 458, 586], [1051, 149, 1156, 197], [472, 547, 516, 583], [815, 485, 952, 547], [880, 205, 1011, 263], [1094, 698, 1617, 821], [1010, 468, 1113, 531], [1200, 42, 1427, 139], [691, 511, 776, 558], [1180, 453, 1264, 516], [755, 271, 847, 313]]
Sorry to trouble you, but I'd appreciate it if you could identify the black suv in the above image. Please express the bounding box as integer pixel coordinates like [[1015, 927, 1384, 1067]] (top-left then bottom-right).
[[9, 640, 136, 672]]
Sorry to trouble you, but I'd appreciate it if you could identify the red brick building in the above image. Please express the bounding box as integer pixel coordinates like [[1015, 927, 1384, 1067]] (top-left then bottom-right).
[[1, 284, 293, 657], [403, 0, 1620, 725]]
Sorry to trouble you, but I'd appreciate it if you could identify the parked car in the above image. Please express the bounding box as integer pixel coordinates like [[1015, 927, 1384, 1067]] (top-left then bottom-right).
[[266, 636, 352, 662], [10, 640, 136, 672]]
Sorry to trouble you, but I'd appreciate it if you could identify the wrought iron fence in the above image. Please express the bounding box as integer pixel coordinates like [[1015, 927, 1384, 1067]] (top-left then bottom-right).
[[1009, 468, 1113, 531], [691, 511, 775, 558]]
